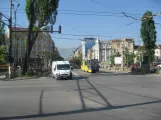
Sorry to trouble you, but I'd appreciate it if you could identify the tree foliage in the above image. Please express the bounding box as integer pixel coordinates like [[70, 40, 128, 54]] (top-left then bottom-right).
[[0, 45, 7, 64], [0, 14, 5, 45], [25, 0, 58, 26], [23, 0, 59, 74], [110, 54, 115, 65], [125, 52, 135, 65], [0, 14, 7, 64], [140, 11, 156, 63], [51, 47, 64, 61], [69, 53, 82, 66]]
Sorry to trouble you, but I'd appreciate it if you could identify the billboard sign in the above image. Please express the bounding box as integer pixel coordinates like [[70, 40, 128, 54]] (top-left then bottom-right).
[[114, 57, 122, 64]]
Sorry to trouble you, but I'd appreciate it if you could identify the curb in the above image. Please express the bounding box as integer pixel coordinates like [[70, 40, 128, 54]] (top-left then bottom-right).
[[99, 69, 130, 73]]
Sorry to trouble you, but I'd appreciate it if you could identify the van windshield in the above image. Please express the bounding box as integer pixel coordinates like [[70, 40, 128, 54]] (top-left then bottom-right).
[[57, 64, 70, 70]]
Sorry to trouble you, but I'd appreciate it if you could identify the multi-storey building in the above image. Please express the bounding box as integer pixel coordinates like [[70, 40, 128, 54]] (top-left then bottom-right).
[[7, 27, 53, 66], [111, 38, 134, 55], [100, 40, 112, 63], [82, 37, 96, 60], [73, 45, 82, 58], [155, 45, 161, 59]]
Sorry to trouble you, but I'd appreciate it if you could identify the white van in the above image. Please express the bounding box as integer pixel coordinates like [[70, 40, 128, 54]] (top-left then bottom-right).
[[52, 61, 72, 80]]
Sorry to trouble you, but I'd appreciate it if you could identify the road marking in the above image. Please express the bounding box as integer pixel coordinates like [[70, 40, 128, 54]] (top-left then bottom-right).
[[72, 72, 79, 76]]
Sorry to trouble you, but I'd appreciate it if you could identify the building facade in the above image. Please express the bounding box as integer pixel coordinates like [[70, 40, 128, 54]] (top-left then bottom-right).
[[111, 38, 134, 55], [155, 45, 161, 59], [82, 37, 96, 60], [90, 39, 100, 61], [73, 45, 82, 58], [100, 40, 112, 63], [7, 27, 52, 66]]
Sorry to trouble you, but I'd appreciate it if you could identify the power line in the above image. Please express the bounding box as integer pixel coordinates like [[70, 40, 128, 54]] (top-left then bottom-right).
[[1, 9, 161, 20], [90, 0, 121, 13], [0, 8, 144, 17], [0, 12, 10, 19], [155, 23, 161, 25], [52, 37, 82, 41], [59, 13, 126, 17], [0, 12, 26, 28], [90, 0, 139, 20], [0, 10, 129, 17], [90, 0, 161, 21], [0, 7, 160, 17], [0, 19, 9, 26], [60, 33, 114, 37]]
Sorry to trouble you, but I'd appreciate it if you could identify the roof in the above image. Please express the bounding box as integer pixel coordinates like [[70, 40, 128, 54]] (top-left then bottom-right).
[[156, 45, 161, 49], [54, 61, 69, 65], [11, 27, 28, 32], [134, 45, 140, 49], [100, 40, 111, 43], [74, 45, 82, 53], [111, 38, 134, 43]]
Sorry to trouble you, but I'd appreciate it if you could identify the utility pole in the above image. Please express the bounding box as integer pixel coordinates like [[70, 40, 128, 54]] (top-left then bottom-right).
[[12, 2, 20, 75], [8, 0, 13, 79]]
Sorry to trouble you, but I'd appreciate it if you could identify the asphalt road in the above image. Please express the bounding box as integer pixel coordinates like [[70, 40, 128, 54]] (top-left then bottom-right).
[[0, 69, 161, 120]]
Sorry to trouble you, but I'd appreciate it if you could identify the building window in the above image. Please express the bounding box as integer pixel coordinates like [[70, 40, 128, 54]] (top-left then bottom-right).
[[117, 42, 120, 48], [128, 42, 131, 47]]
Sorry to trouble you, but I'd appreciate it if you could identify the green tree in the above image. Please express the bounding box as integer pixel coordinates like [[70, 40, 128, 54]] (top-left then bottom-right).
[[23, 0, 59, 74], [69, 53, 82, 67], [0, 14, 5, 45], [0, 14, 7, 64], [110, 54, 115, 65], [0, 45, 7, 64], [125, 52, 135, 65], [140, 11, 156, 63]]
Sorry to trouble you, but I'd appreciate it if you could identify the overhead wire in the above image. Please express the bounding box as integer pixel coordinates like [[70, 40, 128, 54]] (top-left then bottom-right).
[[90, 0, 121, 13], [90, 0, 161, 21], [0, 7, 160, 42], [51, 37, 81, 41]]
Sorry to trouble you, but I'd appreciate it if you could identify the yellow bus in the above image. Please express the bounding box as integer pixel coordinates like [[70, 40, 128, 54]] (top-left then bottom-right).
[[81, 59, 99, 73]]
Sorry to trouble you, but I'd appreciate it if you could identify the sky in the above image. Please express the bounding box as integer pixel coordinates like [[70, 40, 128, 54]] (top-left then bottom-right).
[[0, 0, 161, 50]]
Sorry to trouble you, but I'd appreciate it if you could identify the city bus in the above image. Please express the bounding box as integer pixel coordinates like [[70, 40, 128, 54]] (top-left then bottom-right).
[[81, 59, 99, 73]]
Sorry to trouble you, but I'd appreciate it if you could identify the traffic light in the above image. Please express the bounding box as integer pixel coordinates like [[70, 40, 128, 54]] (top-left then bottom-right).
[[58, 25, 61, 34], [6, 55, 10, 63], [8, 47, 12, 56], [10, 57, 14, 63], [51, 25, 53, 33]]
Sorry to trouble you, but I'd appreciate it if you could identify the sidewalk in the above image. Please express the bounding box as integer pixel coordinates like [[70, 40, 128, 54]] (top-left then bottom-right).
[[0, 75, 40, 81], [99, 68, 161, 76], [99, 68, 130, 73]]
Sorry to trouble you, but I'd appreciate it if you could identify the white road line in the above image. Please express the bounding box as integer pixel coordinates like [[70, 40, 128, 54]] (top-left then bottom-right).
[[72, 72, 79, 76]]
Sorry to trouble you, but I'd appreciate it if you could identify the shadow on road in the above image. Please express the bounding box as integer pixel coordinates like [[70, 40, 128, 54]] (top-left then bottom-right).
[[39, 90, 44, 115], [1, 100, 161, 120], [1, 76, 161, 120], [76, 76, 112, 109]]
